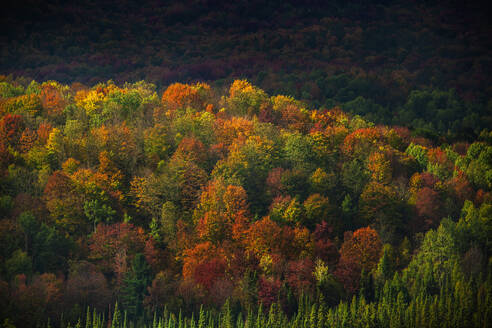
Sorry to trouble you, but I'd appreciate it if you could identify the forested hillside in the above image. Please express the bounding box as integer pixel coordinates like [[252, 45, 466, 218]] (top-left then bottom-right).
[[0, 78, 490, 327], [1, 0, 491, 137]]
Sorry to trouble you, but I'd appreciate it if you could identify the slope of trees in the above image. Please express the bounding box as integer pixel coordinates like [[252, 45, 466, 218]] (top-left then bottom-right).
[[0, 78, 490, 327], [1, 0, 490, 137]]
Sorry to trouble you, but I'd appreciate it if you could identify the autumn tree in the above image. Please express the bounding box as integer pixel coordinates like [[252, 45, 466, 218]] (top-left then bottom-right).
[[227, 80, 268, 117], [0, 114, 25, 150], [161, 82, 211, 115], [335, 227, 382, 294], [194, 179, 250, 244], [359, 181, 407, 244], [43, 171, 84, 233], [88, 222, 155, 284]]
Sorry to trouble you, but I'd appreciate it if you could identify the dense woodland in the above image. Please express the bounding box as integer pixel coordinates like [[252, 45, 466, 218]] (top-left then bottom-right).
[[1, 0, 491, 327], [1, 0, 491, 138], [0, 77, 491, 327]]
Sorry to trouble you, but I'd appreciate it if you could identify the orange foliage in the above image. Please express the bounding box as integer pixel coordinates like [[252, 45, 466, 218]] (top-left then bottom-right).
[[214, 117, 254, 146], [338, 226, 382, 272], [40, 84, 66, 117], [335, 227, 382, 294], [243, 216, 282, 258], [195, 180, 250, 243], [36, 122, 53, 144], [174, 137, 208, 165], [161, 82, 211, 113], [19, 128, 37, 153], [0, 114, 25, 148]]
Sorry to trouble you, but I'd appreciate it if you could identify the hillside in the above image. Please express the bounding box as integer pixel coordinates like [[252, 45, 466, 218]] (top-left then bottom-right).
[[0, 78, 491, 327], [1, 0, 491, 137]]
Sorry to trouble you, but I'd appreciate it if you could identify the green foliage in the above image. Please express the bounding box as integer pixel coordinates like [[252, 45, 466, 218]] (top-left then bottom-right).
[[120, 253, 152, 319], [84, 199, 116, 232]]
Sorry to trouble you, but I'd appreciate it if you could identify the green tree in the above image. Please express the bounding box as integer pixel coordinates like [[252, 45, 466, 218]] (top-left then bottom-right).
[[120, 253, 152, 319]]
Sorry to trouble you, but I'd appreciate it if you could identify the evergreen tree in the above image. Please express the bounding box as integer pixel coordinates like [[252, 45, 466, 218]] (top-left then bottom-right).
[[198, 305, 206, 328], [120, 253, 152, 319], [112, 302, 121, 328]]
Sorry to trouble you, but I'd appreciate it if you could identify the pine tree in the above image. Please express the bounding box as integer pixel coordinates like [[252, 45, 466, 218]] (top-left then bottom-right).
[[245, 307, 253, 328], [317, 301, 325, 328], [121, 253, 152, 319], [309, 304, 317, 328], [198, 305, 206, 328], [112, 302, 121, 328], [236, 313, 244, 328], [222, 299, 233, 328], [85, 307, 91, 328], [256, 304, 264, 328], [189, 313, 196, 328]]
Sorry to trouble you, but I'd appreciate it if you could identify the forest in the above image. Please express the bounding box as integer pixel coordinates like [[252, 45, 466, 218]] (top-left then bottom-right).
[[1, 0, 491, 327], [1, 0, 491, 138], [0, 77, 490, 327]]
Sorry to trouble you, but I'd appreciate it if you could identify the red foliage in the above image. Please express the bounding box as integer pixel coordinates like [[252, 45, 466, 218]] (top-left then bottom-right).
[[0, 114, 25, 148], [333, 259, 361, 295], [174, 137, 208, 165], [279, 104, 310, 133], [313, 222, 339, 266], [43, 171, 74, 200], [36, 122, 53, 144], [335, 227, 382, 294], [415, 187, 442, 229], [257, 276, 281, 309], [65, 261, 111, 311], [286, 258, 315, 295], [193, 258, 226, 291], [88, 222, 151, 277]]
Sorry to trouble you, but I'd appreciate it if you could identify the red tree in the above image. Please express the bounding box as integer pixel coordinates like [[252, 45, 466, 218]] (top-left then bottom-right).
[[335, 227, 382, 294]]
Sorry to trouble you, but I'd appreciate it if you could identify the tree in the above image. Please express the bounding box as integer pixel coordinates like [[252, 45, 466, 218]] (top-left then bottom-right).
[[64, 261, 111, 312], [120, 253, 152, 319], [4, 249, 32, 280], [0, 114, 25, 150], [415, 187, 443, 230], [17, 211, 71, 274], [43, 171, 84, 233], [161, 82, 211, 114], [359, 181, 406, 244], [194, 179, 250, 244], [335, 227, 382, 294], [303, 194, 336, 231], [257, 276, 281, 310], [84, 199, 116, 232], [40, 82, 67, 118], [227, 80, 268, 117], [88, 222, 151, 280]]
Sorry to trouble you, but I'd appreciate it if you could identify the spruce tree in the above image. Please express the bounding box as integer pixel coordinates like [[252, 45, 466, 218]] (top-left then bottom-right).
[[112, 302, 121, 328], [198, 305, 206, 328]]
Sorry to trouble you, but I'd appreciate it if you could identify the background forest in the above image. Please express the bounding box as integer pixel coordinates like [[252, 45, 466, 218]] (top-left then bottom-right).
[[1, 0, 491, 138], [0, 0, 491, 327]]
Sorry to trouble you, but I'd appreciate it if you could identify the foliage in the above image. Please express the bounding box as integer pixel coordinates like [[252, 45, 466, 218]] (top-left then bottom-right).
[[0, 78, 489, 327]]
